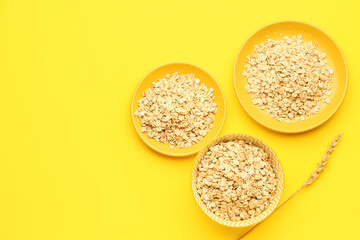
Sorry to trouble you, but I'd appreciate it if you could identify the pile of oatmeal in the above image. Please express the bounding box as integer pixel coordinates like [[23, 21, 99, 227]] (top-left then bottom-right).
[[195, 140, 278, 221], [134, 72, 217, 148], [243, 35, 333, 122]]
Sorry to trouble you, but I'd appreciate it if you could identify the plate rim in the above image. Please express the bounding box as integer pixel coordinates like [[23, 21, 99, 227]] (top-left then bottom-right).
[[233, 20, 349, 133], [131, 62, 227, 157]]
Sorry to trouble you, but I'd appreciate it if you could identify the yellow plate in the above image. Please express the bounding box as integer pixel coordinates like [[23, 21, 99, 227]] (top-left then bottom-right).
[[131, 62, 226, 157], [234, 20, 348, 133], [191, 134, 284, 227]]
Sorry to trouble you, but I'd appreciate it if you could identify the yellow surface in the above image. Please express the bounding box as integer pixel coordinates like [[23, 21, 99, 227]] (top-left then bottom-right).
[[131, 63, 226, 157], [234, 20, 348, 133], [0, 0, 358, 239]]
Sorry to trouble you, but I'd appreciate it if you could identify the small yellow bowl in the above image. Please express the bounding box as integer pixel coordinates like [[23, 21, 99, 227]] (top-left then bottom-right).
[[131, 62, 226, 157], [234, 20, 348, 133], [191, 134, 284, 227]]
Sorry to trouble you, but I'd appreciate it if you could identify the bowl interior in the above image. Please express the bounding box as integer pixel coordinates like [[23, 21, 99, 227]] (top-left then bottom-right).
[[131, 62, 226, 157], [234, 21, 348, 133], [191, 134, 284, 227]]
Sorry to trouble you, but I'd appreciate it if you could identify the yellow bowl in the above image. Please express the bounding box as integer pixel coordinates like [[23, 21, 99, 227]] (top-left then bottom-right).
[[131, 62, 226, 157], [234, 20, 348, 133], [191, 134, 284, 227]]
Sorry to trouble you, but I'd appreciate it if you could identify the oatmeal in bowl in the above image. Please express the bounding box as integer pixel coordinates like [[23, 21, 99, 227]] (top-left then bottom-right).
[[191, 134, 284, 227]]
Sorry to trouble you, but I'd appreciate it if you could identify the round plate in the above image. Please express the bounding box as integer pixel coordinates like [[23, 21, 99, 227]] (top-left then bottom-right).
[[131, 62, 226, 157], [234, 20, 348, 133]]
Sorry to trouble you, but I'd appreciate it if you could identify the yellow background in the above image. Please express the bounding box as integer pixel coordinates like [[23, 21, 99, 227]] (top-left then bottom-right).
[[0, 0, 358, 239]]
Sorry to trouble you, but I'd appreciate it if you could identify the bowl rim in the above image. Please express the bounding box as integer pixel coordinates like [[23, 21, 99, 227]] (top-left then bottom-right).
[[131, 62, 227, 157], [233, 20, 349, 133], [191, 133, 284, 227]]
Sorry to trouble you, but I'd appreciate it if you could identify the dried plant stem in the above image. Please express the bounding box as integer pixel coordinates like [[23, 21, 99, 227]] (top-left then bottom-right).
[[237, 133, 343, 240]]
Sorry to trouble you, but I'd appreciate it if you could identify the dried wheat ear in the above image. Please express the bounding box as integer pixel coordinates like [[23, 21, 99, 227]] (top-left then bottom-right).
[[237, 133, 343, 240]]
